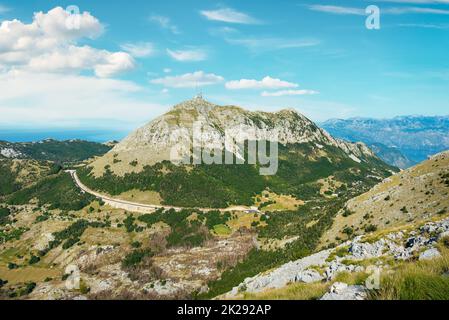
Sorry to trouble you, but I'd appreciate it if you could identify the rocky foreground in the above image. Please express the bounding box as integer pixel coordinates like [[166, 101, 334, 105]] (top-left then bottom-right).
[[221, 216, 449, 300]]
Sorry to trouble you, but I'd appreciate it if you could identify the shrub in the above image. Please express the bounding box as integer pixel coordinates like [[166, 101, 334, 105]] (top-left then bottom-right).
[[342, 209, 354, 217], [29, 255, 40, 265], [365, 224, 378, 233], [131, 241, 142, 248], [343, 226, 354, 237], [122, 249, 153, 268], [8, 263, 19, 270]]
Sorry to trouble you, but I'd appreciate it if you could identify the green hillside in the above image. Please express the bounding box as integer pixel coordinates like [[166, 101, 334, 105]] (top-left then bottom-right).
[[78, 142, 396, 208]]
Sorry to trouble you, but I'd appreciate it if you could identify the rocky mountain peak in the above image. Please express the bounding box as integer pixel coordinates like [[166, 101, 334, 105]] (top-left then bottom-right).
[[171, 95, 216, 114], [89, 98, 381, 176]]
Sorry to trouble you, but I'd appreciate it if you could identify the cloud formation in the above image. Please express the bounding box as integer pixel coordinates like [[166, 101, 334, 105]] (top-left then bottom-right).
[[308, 5, 365, 15], [226, 37, 320, 51], [226, 76, 298, 90], [0, 7, 134, 77], [151, 71, 224, 88], [149, 15, 180, 34], [309, 4, 449, 15], [167, 48, 207, 61], [120, 42, 156, 58], [0, 70, 163, 128], [200, 8, 259, 24], [261, 89, 319, 97]]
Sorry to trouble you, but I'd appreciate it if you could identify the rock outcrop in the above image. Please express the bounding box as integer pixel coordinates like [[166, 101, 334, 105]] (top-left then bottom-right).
[[222, 216, 449, 300], [90, 97, 379, 176]]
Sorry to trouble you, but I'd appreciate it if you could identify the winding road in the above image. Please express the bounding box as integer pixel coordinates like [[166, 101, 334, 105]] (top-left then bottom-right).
[[67, 170, 258, 214]]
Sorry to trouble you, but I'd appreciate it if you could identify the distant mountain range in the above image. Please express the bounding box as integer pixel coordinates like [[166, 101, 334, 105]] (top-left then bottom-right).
[[321, 116, 449, 168], [0, 139, 112, 164]]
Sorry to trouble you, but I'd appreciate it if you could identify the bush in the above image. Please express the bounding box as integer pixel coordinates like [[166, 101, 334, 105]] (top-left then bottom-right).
[[365, 224, 378, 233], [0, 206, 11, 226], [342, 209, 354, 217], [343, 227, 354, 237], [8, 263, 19, 270], [122, 249, 153, 268], [29, 255, 40, 265]]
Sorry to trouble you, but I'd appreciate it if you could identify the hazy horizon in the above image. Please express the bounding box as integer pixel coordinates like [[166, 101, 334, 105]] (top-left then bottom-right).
[[1, 1, 448, 134]]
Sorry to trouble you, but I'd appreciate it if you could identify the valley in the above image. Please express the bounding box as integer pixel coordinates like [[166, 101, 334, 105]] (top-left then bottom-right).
[[0, 98, 447, 301]]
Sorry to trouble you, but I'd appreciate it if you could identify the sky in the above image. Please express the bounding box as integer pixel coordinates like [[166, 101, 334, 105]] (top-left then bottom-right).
[[0, 0, 448, 141]]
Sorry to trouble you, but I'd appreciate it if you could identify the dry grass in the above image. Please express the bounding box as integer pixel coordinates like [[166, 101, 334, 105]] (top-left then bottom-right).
[[241, 282, 329, 300], [320, 152, 449, 246], [239, 271, 369, 300], [0, 266, 61, 285], [370, 242, 449, 300], [116, 190, 163, 205], [255, 191, 304, 212]]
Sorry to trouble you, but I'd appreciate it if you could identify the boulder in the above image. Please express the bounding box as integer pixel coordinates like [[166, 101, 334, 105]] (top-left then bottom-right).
[[320, 282, 367, 300], [419, 248, 441, 261]]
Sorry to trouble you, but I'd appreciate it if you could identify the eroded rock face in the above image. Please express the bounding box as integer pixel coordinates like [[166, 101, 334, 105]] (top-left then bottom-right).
[[91, 97, 376, 175], [223, 217, 449, 300], [226, 249, 331, 296]]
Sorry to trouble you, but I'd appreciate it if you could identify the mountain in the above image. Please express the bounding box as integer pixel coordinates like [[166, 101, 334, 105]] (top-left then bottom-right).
[[321, 116, 449, 168], [0, 139, 112, 164], [321, 150, 449, 245], [0, 98, 400, 300], [0, 159, 61, 197], [367, 143, 414, 169], [220, 150, 449, 300], [80, 97, 397, 208]]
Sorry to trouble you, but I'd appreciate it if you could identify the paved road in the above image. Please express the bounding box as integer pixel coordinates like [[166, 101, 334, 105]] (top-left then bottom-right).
[[67, 170, 257, 214]]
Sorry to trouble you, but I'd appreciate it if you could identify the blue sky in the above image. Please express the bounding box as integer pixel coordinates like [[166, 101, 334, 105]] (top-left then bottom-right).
[[0, 0, 448, 141]]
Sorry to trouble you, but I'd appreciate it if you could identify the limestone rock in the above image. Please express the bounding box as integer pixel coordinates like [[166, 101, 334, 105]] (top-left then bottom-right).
[[320, 282, 367, 300], [419, 248, 441, 261]]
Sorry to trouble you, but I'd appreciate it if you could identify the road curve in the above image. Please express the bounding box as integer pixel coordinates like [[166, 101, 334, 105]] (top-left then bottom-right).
[[67, 170, 257, 214]]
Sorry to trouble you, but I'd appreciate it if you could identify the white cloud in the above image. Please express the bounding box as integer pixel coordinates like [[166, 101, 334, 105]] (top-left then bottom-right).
[[309, 4, 449, 15], [149, 15, 180, 34], [151, 71, 224, 88], [0, 7, 134, 77], [261, 89, 319, 97], [120, 42, 155, 58], [226, 76, 298, 90], [167, 48, 207, 62], [0, 71, 164, 128], [163, 68, 172, 73], [398, 23, 449, 29], [200, 8, 259, 24], [378, 1, 449, 3], [308, 5, 365, 15], [385, 7, 449, 14], [226, 37, 320, 51]]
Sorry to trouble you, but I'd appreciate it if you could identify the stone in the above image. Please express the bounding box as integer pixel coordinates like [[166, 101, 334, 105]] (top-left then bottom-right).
[[419, 248, 441, 261], [320, 282, 367, 300], [295, 269, 324, 283], [439, 231, 449, 240]]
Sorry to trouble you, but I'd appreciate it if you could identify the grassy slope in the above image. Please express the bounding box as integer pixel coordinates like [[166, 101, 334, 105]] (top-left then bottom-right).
[[0, 159, 61, 197], [321, 151, 449, 247], [78, 143, 396, 208]]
